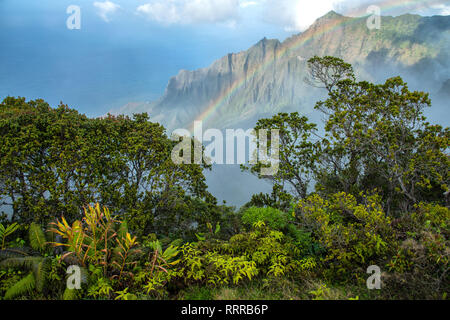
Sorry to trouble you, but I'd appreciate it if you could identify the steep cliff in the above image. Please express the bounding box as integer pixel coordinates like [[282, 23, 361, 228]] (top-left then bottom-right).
[[118, 11, 450, 130]]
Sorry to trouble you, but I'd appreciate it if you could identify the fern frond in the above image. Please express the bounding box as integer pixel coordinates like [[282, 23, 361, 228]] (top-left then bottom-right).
[[0, 223, 20, 249], [0, 256, 42, 270], [0, 248, 31, 261], [34, 257, 52, 293], [29, 223, 47, 252], [4, 272, 36, 300], [5, 223, 20, 236]]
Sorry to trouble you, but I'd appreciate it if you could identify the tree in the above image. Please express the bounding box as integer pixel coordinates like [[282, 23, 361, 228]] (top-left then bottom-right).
[[245, 184, 293, 212], [308, 57, 449, 213], [245, 57, 449, 215], [0, 97, 222, 237], [242, 112, 319, 201], [305, 55, 355, 93]]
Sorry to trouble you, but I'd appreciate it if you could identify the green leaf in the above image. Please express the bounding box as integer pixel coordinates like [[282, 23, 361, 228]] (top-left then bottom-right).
[[29, 223, 47, 252], [4, 273, 36, 300], [34, 257, 52, 293]]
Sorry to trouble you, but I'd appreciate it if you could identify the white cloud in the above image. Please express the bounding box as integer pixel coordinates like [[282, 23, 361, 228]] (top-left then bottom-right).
[[94, 1, 121, 22], [135, 0, 450, 29], [240, 1, 259, 8], [258, 0, 450, 32], [428, 3, 450, 16], [261, 0, 342, 32], [137, 0, 240, 25], [332, 0, 450, 17]]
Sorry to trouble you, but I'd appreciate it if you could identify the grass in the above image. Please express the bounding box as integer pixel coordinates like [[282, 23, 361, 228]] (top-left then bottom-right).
[[178, 277, 384, 300]]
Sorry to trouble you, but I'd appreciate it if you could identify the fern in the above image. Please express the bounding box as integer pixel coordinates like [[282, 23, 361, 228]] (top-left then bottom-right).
[[1, 255, 54, 298], [0, 256, 43, 270], [34, 257, 52, 293], [4, 272, 36, 300], [0, 222, 20, 249], [0, 248, 31, 261], [29, 223, 47, 252]]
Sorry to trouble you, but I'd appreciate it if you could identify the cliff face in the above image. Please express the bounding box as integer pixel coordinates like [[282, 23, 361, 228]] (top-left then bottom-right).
[[119, 11, 450, 131]]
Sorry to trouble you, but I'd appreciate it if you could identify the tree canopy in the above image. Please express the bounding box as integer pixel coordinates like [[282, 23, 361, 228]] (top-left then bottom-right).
[[0, 97, 222, 238], [244, 56, 449, 215]]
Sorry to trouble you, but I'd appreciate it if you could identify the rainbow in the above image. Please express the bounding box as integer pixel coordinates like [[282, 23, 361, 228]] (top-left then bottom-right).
[[188, 0, 441, 131]]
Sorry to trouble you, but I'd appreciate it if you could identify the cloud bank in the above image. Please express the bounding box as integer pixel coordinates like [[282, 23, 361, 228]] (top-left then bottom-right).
[[94, 1, 121, 22], [133, 0, 449, 30], [136, 0, 240, 25], [261, 0, 450, 32]]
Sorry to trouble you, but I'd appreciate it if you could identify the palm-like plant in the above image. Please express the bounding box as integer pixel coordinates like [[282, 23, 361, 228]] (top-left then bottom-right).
[[49, 203, 141, 288], [49, 204, 118, 268]]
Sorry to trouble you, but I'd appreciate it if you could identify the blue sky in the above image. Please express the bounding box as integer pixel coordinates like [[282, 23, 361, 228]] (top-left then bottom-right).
[[0, 0, 449, 117]]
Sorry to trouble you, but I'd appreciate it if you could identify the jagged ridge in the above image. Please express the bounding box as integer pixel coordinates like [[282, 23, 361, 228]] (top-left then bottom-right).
[[118, 11, 450, 131]]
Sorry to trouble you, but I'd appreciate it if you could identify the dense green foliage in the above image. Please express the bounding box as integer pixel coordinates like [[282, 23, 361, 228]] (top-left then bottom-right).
[[0, 98, 226, 239], [241, 206, 292, 230], [0, 56, 448, 300], [245, 56, 449, 216]]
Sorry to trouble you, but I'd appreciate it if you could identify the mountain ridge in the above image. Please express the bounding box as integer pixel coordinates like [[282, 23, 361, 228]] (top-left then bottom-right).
[[115, 11, 450, 131]]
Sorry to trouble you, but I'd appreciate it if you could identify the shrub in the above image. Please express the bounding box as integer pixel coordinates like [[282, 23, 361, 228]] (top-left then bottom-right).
[[177, 243, 258, 286], [383, 203, 449, 298], [296, 192, 395, 280], [241, 207, 292, 231], [224, 221, 313, 278], [135, 239, 182, 298]]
